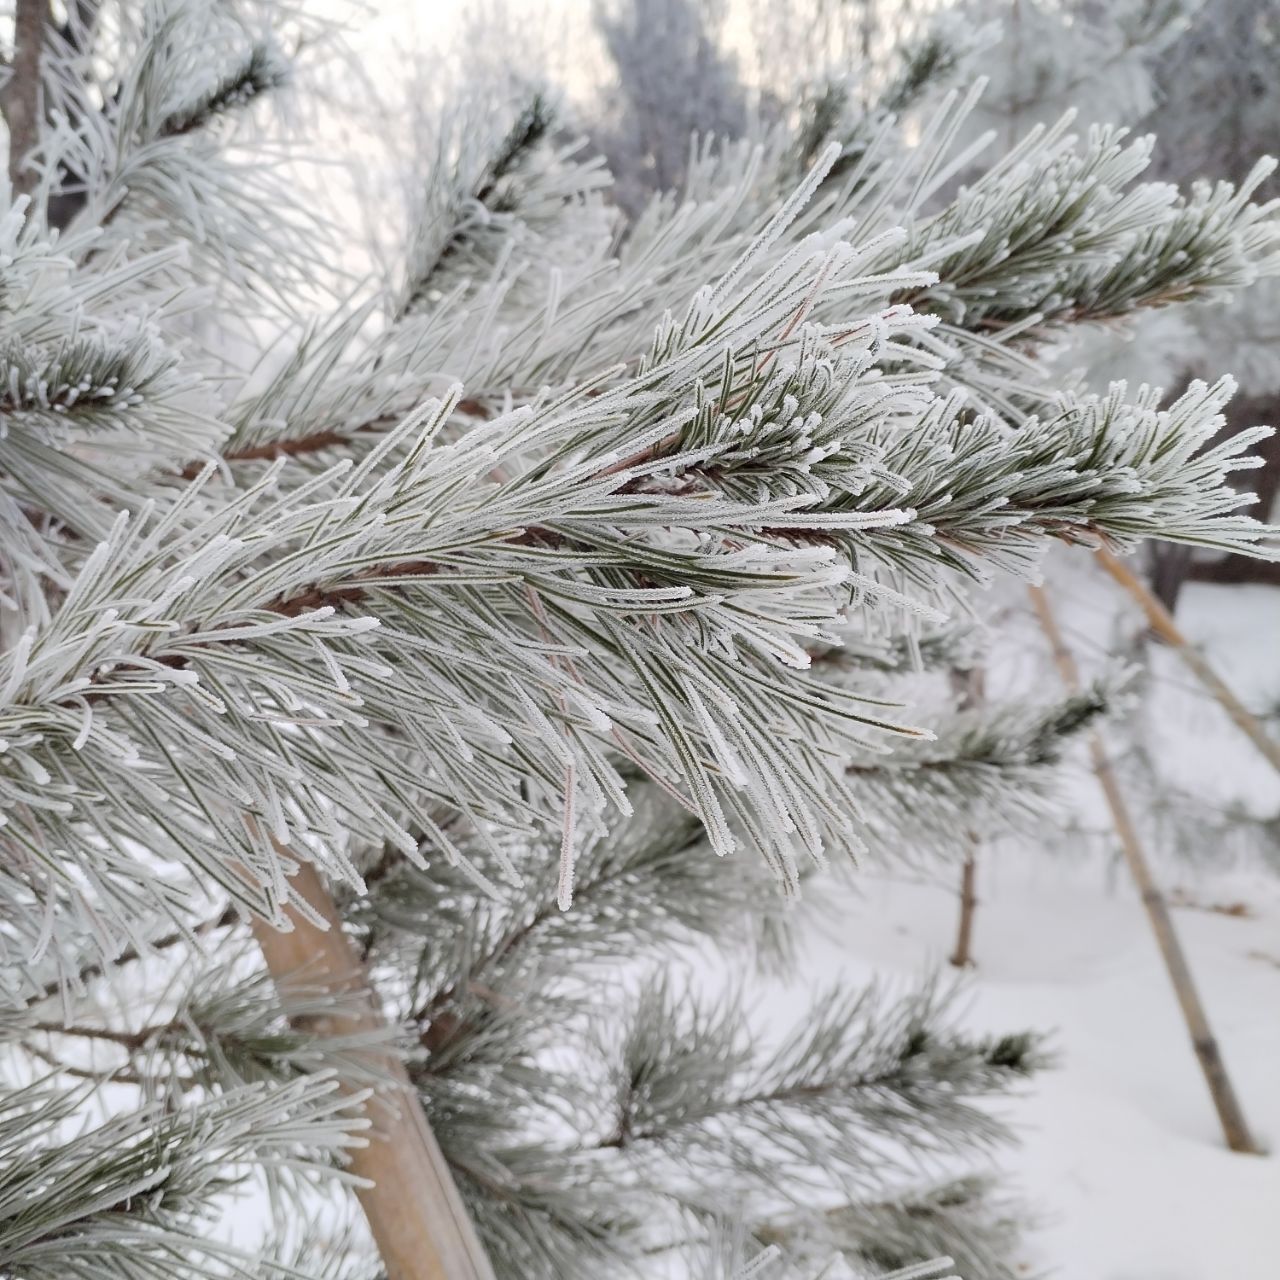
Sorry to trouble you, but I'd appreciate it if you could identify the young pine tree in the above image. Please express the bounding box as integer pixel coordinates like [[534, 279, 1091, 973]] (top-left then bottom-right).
[[2, 2, 1278, 1278]]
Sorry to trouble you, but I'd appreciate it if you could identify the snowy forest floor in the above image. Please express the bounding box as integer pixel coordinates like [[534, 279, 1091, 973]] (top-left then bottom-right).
[[768, 567, 1280, 1280], [790, 855, 1280, 1279]]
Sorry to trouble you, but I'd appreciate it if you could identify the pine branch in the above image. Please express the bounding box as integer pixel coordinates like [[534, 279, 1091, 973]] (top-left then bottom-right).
[[156, 42, 288, 139], [597, 977, 1044, 1190], [28, 1020, 168, 1048], [401, 812, 709, 1047], [399, 93, 565, 318], [760, 1174, 1028, 1280], [31, 903, 238, 1007], [841, 688, 1109, 862], [470, 95, 554, 211], [0, 1075, 368, 1280], [4, 347, 1272, 961], [417, 951, 1048, 1276], [36, 4, 322, 303]]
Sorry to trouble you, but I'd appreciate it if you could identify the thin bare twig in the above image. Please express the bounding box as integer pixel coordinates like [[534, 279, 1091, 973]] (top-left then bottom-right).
[[1028, 582, 1260, 1156]]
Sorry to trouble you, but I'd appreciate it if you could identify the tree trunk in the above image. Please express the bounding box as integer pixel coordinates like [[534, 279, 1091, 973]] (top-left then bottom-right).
[[949, 850, 978, 969], [948, 667, 985, 968], [2, 0, 48, 198], [1148, 543, 1193, 613], [252, 858, 496, 1280], [1028, 584, 1261, 1155]]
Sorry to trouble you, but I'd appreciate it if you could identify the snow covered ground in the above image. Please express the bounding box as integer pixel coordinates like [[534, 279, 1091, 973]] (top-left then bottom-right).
[[793, 856, 1280, 1280], [774, 570, 1280, 1280]]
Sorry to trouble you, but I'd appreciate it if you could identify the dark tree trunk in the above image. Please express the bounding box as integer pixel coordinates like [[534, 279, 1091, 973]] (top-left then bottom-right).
[[1149, 544, 1194, 613]]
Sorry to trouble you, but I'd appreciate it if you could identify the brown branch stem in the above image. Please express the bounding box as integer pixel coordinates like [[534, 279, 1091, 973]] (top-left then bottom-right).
[[29, 1021, 172, 1049], [180, 400, 492, 479]]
